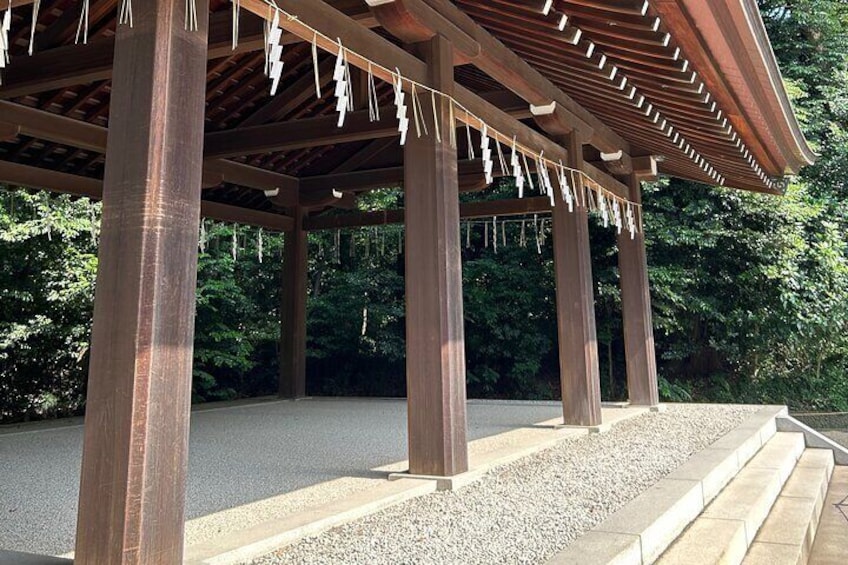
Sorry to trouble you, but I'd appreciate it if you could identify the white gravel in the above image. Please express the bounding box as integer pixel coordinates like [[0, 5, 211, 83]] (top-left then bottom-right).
[[252, 404, 758, 565]]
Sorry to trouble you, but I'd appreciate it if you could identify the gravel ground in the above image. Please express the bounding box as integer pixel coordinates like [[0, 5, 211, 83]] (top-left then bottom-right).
[[253, 404, 758, 565], [0, 398, 563, 555]]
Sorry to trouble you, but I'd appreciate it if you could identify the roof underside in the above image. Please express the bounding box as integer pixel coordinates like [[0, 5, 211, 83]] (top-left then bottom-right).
[[0, 0, 814, 216]]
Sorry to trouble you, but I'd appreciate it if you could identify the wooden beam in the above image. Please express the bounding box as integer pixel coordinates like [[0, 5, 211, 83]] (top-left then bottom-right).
[[368, 0, 629, 154], [204, 107, 399, 159], [551, 132, 602, 427], [279, 207, 308, 398], [74, 2, 209, 562], [617, 174, 659, 406], [0, 161, 294, 232], [0, 101, 300, 202], [303, 196, 551, 230], [403, 35, 468, 477], [632, 155, 659, 181], [0, 160, 101, 199]]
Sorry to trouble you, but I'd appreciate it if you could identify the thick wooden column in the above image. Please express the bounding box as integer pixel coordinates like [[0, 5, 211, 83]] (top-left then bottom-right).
[[551, 133, 603, 426], [74, 2, 209, 564], [404, 34, 469, 477], [618, 174, 660, 406], [279, 207, 308, 398]]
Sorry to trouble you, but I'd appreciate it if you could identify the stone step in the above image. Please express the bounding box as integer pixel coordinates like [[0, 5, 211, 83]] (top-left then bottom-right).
[[808, 465, 848, 564], [743, 449, 834, 564], [656, 432, 805, 565], [546, 405, 787, 565]]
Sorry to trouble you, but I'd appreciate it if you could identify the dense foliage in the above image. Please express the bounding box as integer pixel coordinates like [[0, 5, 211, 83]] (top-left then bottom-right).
[[1, 0, 846, 423]]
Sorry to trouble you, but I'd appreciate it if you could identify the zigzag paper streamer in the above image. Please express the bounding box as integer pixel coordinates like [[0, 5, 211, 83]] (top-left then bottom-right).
[[266, 11, 285, 95], [333, 44, 350, 127], [511, 138, 525, 198], [394, 70, 410, 145], [480, 124, 494, 185]]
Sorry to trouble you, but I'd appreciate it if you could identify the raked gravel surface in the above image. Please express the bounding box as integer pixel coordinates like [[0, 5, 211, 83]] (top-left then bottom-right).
[[253, 404, 758, 565]]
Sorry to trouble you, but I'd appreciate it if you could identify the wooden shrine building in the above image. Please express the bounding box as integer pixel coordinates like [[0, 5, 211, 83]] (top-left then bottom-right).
[[0, 0, 813, 563]]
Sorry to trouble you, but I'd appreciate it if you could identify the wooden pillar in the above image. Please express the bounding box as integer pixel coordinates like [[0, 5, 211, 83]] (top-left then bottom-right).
[[74, 2, 209, 564], [404, 34, 468, 477], [618, 174, 659, 406], [279, 207, 308, 398], [551, 133, 603, 426]]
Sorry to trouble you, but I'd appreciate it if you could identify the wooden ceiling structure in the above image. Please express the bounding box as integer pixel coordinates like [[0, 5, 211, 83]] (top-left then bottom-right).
[[0, 0, 813, 230], [0, 1, 813, 563]]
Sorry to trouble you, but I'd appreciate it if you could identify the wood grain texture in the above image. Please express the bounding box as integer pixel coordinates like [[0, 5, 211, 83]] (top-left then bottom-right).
[[617, 174, 659, 406], [73, 2, 209, 563], [279, 207, 309, 398], [551, 133, 603, 427], [404, 34, 468, 477]]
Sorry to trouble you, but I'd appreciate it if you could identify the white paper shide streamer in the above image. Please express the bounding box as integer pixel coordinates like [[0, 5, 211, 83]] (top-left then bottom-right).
[[480, 125, 493, 185], [266, 11, 285, 96], [393, 70, 410, 145], [333, 42, 352, 127], [511, 138, 525, 197], [0, 0, 11, 80]]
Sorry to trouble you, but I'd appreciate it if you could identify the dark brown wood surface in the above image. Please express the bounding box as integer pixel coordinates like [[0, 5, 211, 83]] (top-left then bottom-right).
[[403, 34, 468, 477], [551, 133, 603, 426], [279, 207, 309, 398], [73, 1, 209, 562], [617, 174, 659, 406]]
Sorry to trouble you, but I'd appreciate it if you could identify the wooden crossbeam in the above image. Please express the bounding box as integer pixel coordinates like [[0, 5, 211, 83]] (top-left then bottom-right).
[[300, 160, 499, 193], [0, 160, 294, 232], [0, 101, 300, 201], [204, 107, 399, 159], [303, 196, 551, 231]]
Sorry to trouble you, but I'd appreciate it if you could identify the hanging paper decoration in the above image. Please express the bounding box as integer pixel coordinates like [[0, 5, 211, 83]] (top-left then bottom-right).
[[185, 0, 199, 32], [558, 161, 574, 212], [199, 220, 207, 252], [465, 122, 475, 160], [599, 192, 610, 227], [448, 103, 457, 149], [522, 152, 535, 192], [232, 0, 241, 51], [626, 202, 636, 239], [511, 138, 525, 198], [492, 216, 498, 253], [266, 11, 285, 96], [533, 214, 542, 255], [367, 63, 380, 122], [119, 0, 133, 27], [520, 219, 527, 248], [480, 124, 494, 185], [539, 158, 556, 207], [466, 222, 471, 248], [393, 70, 410, 145], [410, 84, 428, 138], [0, 1, 11, 79], [75, 0, 90, 45], [231, 225, 238, 261], [430, 91, 441, 143], [612, 200, 623, 234], [496, 137, 508, 177], [333, 42, 352, 127], [28, 0, 40, 55], [257, 228, 264, 263]]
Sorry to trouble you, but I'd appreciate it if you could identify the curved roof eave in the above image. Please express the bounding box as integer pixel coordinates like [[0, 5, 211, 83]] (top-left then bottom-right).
[[665, 0, 816, 175]]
